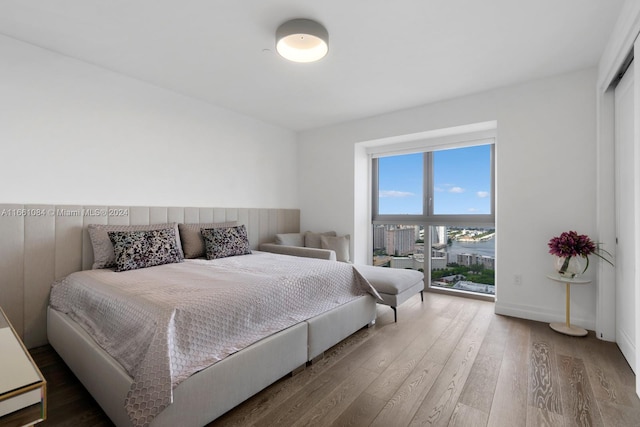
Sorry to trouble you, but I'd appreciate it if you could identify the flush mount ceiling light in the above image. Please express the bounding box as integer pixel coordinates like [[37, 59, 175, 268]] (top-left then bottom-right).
[[276, 18, 328, 63]]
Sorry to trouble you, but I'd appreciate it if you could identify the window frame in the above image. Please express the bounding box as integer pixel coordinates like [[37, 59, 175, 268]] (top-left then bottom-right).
[[372, 142, 495, 228]]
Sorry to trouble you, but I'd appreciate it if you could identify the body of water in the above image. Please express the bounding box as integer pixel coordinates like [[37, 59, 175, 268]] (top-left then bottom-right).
[[447, 238, 495, 258]]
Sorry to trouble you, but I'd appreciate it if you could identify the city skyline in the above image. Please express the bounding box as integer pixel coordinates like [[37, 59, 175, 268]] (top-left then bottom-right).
[[378, 144, 492, 215]]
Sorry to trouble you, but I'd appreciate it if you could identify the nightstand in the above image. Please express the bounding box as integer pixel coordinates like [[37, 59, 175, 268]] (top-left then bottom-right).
[[0, 307, 46, 426]]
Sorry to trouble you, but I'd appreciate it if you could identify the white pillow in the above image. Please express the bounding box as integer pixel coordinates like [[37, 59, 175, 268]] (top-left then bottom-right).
[[305, 231, 337, 248], [320, 235, 350, 262], [274, 233, 304, 247]]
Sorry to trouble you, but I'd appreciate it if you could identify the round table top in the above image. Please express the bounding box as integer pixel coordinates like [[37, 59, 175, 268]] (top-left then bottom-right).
[[546, 274, 591, 284]]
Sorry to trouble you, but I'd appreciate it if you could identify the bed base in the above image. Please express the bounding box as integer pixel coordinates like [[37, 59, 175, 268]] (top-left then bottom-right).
[[48, 308, 308, 427], [47, 294, 376, 427], [306, 294, 376, 360]]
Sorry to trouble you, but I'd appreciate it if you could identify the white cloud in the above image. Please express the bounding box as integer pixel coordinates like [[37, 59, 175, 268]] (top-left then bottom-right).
[[468, 208, 479, 212], [477, 191, 489, 198], [449, 187, 464, 193], [380, 190, 414, 198]]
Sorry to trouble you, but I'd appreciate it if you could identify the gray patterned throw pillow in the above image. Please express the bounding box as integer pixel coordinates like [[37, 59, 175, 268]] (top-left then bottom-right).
[[108, 228, 184, 272], [201, 225, 251, 260], [88, 222, 183, 269], [178, 221, 238, 258]]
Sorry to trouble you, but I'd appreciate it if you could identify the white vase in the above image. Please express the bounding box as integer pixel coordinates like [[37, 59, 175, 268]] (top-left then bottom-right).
[[554, 256, 586, 278]]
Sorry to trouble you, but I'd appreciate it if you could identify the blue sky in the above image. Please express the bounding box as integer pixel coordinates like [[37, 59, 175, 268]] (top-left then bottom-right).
[[378, 144, 491, 215]]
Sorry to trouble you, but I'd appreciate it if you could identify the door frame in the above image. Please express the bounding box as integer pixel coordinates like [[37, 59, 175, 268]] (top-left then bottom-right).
[[596, 3, 640, 397], [613, 61, 636, 372]]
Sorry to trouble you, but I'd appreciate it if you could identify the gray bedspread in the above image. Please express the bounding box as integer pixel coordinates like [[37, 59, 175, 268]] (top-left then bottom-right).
[[49, 251, 376, 427]]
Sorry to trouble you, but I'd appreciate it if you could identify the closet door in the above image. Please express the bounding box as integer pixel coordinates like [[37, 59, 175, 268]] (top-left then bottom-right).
[[615, 61, 636, 372]]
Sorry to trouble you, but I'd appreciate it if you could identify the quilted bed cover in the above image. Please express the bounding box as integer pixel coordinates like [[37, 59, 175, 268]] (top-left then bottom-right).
[[49, 252, 376, 427]]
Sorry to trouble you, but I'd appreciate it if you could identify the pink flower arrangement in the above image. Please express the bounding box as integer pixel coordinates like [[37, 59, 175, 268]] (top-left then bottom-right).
[[548, 231, 613, 274], [548, 231, 596, 258]]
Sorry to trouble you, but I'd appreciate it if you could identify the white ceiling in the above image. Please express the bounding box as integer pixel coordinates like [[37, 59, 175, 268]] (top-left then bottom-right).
[[0, 0, 625, 131]]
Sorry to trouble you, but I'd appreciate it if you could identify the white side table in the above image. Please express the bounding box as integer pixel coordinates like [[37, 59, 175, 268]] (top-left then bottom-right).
[[546, 275, 591, 337]]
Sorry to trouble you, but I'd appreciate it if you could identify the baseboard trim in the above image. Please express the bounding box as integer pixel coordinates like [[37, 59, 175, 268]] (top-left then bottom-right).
[[616, 327, 636, 373], [495, 301, 595, 331]]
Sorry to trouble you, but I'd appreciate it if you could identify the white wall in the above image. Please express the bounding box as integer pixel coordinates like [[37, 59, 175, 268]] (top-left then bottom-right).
[[298, 68, 602, 329], [0, 35, 298, 208]]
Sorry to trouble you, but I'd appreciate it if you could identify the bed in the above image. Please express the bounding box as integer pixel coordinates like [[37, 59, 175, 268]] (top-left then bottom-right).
[[37, 209, 377, 427]]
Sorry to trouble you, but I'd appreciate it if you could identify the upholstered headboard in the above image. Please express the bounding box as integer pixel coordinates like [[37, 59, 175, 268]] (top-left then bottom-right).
[[0, 204, 300, 348]]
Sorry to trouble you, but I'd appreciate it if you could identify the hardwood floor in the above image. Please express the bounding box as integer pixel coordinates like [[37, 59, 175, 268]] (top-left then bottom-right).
[[30, 292, 640, 426]]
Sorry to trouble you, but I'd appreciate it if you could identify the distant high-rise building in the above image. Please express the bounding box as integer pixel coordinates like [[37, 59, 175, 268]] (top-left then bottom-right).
[[390, 256, 424, 270], [457, 253, 477, 266], [373, 225, 386, 250], [431, 255, 447, 269], [433, 226, 446, 245], [456, 252, 495, 269], [479, 255, 495, 270], [385, 226, 416, 256]]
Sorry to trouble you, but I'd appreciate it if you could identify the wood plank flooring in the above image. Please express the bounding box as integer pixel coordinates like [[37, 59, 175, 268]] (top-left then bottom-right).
[[30, 292, 640, 426]]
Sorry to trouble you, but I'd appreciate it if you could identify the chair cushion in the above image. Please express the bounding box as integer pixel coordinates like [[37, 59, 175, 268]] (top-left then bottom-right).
[[355, 265, 424, 295]]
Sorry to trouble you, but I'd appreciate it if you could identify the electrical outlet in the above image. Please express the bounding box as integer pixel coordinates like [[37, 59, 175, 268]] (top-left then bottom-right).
[[514, 274, 522, 286]]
